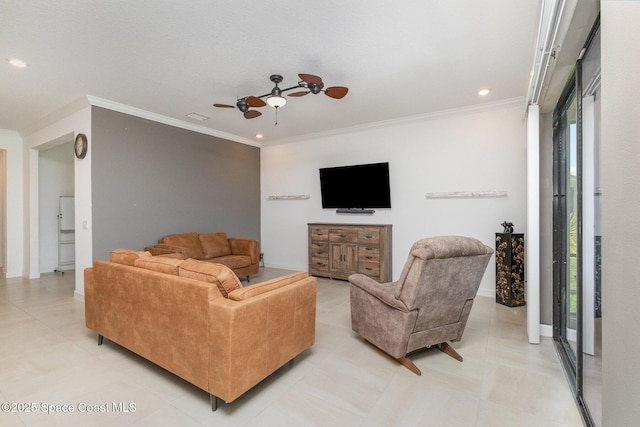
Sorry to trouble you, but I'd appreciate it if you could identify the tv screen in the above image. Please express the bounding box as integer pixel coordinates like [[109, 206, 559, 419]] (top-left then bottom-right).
[[319, 162, 391, 209]]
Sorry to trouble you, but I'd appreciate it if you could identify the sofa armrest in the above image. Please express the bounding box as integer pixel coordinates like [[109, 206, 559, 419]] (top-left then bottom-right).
[[228, 238, 259, 264], [348, 274, 408, 311], [208, 274, 316, 403], [228, 272, 308, 301], [144, 244, 189, 258]]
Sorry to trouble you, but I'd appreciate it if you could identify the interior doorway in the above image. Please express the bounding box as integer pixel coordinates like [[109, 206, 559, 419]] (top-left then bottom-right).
[[37, 136, 75, 274]]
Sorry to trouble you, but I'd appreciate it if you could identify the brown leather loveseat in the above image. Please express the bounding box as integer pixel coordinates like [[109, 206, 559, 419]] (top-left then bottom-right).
[[145, 232, 259, 280], [84, 249, 317, 411]]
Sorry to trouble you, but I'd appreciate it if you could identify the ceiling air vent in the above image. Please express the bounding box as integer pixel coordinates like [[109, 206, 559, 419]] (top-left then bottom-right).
[[186, 112, 210, 121]]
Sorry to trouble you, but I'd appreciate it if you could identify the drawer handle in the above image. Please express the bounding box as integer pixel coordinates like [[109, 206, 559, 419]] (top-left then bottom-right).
[[340, 234, 346, 238], [366, 256, 373, 259], [365, 235, 373, 238], [365, 268, 373, 271]]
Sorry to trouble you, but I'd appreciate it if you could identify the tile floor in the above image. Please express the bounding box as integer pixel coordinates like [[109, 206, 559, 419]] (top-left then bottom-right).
[[0, 268, 584, 426]]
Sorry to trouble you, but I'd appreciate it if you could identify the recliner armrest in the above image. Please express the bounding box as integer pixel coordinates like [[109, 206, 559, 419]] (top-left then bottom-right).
[[348, 274, 409, 311]]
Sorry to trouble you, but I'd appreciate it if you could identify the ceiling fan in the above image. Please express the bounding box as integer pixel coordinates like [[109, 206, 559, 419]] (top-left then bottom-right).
[[213, 74, 348, 120]]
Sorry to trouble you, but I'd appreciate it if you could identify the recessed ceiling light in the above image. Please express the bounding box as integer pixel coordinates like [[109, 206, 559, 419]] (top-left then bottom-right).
[[7, 58, 29, 68], [255, 134, 263, 139], [478, 88, 491, 96]]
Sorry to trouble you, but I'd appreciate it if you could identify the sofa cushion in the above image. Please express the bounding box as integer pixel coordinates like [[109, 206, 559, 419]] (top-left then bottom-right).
[[228, 272, 309, 301], [152, 252, 185, 260], [110, 249, 152, 266], [159, 232, 204, 259], [199, 233, 232, 258], [179, 259, 242, 297], [134, 256, 183, 275], [201, 255, 251, 269]]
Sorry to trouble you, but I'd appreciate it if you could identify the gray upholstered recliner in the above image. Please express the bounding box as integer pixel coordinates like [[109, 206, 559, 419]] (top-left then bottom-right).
[[349, 236, 493, 375]]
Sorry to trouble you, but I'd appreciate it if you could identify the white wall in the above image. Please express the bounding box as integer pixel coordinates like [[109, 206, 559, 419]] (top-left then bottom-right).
[[601, 2, 640, 425], [23, 104, 91, 296], [539, 112, 555, 326], [38, 141, 74, 273], [0, 129, 24, 278], [261, 99, 527, 296]]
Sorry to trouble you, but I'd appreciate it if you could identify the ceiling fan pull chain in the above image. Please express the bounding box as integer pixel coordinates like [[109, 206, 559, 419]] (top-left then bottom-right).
[[275, 108, 278, 125]]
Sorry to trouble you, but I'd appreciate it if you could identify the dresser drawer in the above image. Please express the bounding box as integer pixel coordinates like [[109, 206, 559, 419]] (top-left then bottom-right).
[[329, 230, 357, 243], [358, 245, 380, 262], [311, 242, 329, 258], [311, 257, 330, 272], [358, 229, 380, 244], [358, 260, 380, 277], [309, 226, 329, 241]]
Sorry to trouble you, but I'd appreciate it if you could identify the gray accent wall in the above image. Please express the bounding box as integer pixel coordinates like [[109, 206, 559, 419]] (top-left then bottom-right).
[[91, 107, 260, 261]]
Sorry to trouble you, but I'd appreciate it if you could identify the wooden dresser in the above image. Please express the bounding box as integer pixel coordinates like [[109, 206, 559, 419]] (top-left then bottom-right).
[[308, 223, 392, 282]]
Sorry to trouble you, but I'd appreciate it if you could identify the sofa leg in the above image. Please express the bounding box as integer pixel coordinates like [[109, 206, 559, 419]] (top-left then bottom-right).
[[210, 394, 218, 411], [246, 275, 250, 283], [98, 335, 104, 346]]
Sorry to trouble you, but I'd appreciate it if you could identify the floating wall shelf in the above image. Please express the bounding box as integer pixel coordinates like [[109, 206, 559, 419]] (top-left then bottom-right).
[[267, 195, 310, 200], [425, 190, 508, 199]]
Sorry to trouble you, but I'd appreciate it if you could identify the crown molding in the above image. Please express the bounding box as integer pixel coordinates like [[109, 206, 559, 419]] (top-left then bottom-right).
[[265, 97, 526, 146], [86, 96, 260, 147], [20, 97, 91, 137], [0, 129, 21, 137]]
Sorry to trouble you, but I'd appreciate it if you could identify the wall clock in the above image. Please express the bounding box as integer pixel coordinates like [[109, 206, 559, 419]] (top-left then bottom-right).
[[74, 133, 88, 159]]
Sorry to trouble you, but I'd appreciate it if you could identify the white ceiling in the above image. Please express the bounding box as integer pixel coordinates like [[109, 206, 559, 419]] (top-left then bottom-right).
[[1, 1, 542, 143]]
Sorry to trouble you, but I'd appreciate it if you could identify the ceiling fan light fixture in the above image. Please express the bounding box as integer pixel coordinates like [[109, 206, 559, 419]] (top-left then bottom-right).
[[213, 73, 347, 121], [267, 95, 286, 109]]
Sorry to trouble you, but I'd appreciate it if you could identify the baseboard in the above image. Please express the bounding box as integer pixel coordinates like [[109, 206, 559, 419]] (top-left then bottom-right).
[[539, 324, 553, 337], [262, 263, 306, 273], [477, 288, 494, 298]]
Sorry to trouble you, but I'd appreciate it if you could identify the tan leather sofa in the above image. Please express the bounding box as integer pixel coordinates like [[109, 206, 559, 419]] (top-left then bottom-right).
[[84, 249, 316, 411], [144, 232, 259, 280]]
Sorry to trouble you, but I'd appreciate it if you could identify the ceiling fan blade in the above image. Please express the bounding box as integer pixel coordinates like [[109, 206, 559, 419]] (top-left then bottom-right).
[[287, 91, 310, 97], [244, 110, 262, 119], [246, 96, 266, 108], [213, 103, 235, 108], [325, 86, 349, 99], [298, 73, 323, 86]]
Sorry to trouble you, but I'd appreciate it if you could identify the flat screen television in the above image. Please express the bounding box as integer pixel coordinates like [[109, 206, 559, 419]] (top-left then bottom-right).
[[319, 162, 391, 210]]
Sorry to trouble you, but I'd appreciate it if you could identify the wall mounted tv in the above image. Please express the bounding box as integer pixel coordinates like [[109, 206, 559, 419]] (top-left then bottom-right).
[[319, 162, 391, 213]]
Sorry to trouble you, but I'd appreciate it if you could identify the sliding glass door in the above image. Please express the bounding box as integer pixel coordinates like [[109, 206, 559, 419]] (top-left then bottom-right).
[[554, 87, 579, 367], [553, 19, 600, 427], [580, 25, 602, 426]]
